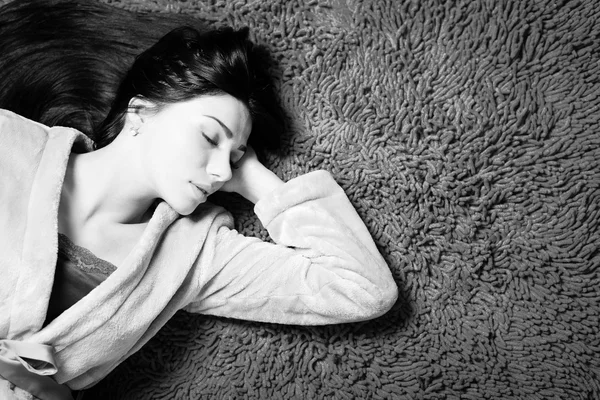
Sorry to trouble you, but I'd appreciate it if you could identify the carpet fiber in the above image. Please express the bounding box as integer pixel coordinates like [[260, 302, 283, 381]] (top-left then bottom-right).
[[82, 0, 600, 398]]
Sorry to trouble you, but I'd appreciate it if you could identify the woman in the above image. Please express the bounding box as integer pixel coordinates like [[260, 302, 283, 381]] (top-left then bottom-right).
[[0, 1, 398, 399]]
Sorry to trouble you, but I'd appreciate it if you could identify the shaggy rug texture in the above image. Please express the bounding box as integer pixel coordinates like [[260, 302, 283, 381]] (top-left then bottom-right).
[[66, 0, 599, 398]]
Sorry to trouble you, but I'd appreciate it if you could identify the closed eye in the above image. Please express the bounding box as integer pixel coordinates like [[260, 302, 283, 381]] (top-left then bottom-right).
[[203, 133, 218, 146]]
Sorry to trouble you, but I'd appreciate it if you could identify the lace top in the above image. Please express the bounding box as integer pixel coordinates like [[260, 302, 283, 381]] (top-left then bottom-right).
[[44, 234, 117, 326]]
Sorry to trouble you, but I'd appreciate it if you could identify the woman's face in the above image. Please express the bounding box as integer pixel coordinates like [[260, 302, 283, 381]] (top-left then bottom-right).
[[135, 94, 252, 215]]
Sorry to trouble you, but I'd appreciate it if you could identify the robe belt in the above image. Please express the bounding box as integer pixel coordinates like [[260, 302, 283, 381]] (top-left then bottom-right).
[[0, 339, 73, 400]]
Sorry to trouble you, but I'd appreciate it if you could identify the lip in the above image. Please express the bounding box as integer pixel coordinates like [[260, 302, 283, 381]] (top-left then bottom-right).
[[191, 182, 210, 197]]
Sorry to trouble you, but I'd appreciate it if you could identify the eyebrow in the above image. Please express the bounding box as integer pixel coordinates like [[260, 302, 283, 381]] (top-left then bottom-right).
[[205, 115, 247, 153]]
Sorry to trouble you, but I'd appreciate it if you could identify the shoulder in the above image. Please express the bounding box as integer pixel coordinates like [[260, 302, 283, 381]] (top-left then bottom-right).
[[154, 201, 237, 262], [162, 201, 236, 237], [189, 202, 235, 230], [0, 109, 52, 165], [0, 108, 50, 132], [0, 108, 93, 152]]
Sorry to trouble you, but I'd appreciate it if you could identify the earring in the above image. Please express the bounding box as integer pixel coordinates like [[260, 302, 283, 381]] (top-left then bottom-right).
[[130, 126, 140, 136]]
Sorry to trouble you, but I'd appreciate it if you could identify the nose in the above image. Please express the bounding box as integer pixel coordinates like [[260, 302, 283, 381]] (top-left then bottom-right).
[[207, 151, 233, 183]]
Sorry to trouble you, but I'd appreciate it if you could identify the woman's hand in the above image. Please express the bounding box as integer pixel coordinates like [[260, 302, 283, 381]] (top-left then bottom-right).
[[220, 146, 260, 196], [220, 147, 284, 204]]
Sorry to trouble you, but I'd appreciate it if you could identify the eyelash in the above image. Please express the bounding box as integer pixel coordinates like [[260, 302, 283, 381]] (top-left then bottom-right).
[[203, 133, 240, 170], [203, 134, 218, 146]]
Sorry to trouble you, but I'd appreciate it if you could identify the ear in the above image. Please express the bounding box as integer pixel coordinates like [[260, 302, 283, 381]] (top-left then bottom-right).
[[127, 96, 156, 125]]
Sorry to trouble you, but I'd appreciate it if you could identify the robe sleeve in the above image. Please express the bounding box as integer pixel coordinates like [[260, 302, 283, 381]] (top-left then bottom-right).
[[184, 170, 398, 325]]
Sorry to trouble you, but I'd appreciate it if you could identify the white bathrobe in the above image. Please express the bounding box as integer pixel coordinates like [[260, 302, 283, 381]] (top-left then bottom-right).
[[0, 109, 398, 395]]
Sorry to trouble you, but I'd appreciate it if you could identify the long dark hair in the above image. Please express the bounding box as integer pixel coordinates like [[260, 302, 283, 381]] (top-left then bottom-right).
[[0, 0, 283, 153], [96, 26, 281, 151]]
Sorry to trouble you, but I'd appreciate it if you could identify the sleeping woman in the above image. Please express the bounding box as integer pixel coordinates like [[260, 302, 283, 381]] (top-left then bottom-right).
[[0, 1, 398, 399]]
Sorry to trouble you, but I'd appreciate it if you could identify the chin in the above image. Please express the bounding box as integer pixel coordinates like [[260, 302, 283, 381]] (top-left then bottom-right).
[[168, 199, 203, 216]]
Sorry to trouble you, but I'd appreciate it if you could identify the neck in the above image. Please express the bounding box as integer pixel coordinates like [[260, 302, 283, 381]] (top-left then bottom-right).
[[62, 135, 156, 227]]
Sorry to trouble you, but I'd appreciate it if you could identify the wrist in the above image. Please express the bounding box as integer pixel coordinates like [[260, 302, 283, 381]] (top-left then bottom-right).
[[240, 163, 284, 204]]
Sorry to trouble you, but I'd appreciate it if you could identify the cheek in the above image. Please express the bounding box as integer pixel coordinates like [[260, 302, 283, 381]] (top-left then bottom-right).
[[138, 134, 180, 192], [140, 126, 212, 186], [146, 131, 190, 167]]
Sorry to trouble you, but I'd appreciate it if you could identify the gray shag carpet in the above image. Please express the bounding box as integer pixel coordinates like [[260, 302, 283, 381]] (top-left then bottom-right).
[[83, 0, 599, 399]]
